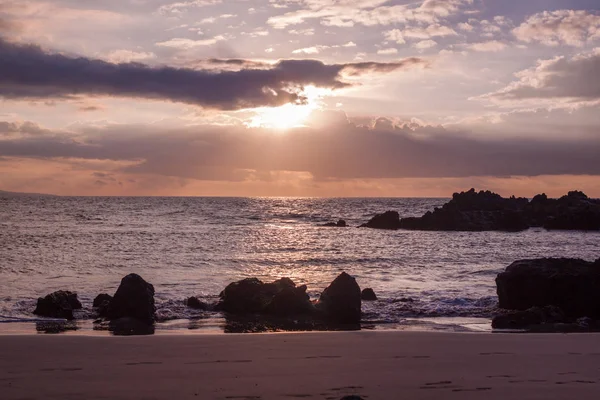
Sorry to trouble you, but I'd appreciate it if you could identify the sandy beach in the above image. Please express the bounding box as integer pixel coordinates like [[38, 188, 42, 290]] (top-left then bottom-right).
[[1, 332, 600, 400]]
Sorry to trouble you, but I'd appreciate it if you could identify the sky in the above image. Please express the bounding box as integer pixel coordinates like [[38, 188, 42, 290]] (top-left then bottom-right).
[[1, 0, 599, 197]]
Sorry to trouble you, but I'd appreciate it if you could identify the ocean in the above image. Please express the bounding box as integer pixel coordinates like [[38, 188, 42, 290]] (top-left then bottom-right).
[[1, 196, 599, 334]]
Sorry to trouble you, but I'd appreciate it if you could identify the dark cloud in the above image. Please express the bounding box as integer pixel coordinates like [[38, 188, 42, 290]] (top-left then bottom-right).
[[0, 38, 426, 109], [1, 115, 599, 181]]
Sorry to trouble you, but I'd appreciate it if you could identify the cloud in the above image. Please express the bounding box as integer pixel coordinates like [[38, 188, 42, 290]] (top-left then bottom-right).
[[1, 113, 599, 182], [414, 40, 437, 50], [105, 50, 157, 63], [0, 38, 426, 109], [403, 24, 458, 39], [157, 0, 223, 14], [468, 40, 507, 52], [482, 49, 600, 102], [513, 10, 600, 47], [267, 0, 474, 29], [155, 36, 226, 49], [292, 46, 325, 54], [377, 48, 398, 55]]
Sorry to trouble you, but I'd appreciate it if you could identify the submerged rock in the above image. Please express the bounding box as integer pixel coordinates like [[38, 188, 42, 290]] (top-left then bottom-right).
[[492, 306, 565, 329], [105, 274, 156, 324], [320, 220, 348, 227], [316, 272, 362, 323], [359, 211, 401, 230], [33, 290, 82, 320], [361, 288, 377, 301], [495, 258, 600, 319]]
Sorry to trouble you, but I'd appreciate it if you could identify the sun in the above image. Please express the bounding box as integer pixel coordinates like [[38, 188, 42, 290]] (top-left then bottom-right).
[[251, 103, 313, 130], [247, 86, 332, 130]]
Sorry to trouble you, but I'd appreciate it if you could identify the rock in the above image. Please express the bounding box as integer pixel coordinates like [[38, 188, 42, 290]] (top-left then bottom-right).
[[400, 189, 529, 232], [186, 296, 208, 310], [495, 258, 600, 319], [265, 285, 314, 316], [33, 290, 82, 320], [340, 396, 365, 400], [320, 219, 348, 227], [492, 306, 565, 329], [93, 293, 112, 308], [361, 288, 377, 301], [106, 274, 156, 324], [359, 211, 401, 230], [397, 188, 600, 232], [93, 293, 113, 317], [219, 277, 313, 316], [316, 272, 362, 323]]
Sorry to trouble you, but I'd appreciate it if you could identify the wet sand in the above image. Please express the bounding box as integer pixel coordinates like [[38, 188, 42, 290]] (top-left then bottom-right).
[[1, 331, 600, 399]]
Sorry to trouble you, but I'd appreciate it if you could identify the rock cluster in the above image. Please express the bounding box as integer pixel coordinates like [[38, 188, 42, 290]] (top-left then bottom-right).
[[218, 272, 363, 324], [361, 189, 600, 232]]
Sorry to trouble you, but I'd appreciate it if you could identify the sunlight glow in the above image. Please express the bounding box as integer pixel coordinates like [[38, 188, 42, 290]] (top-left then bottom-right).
[[247, 86, 332, 130]]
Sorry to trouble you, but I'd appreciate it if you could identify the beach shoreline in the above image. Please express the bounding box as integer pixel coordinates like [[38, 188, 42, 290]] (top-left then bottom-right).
[[2, 331, 600, 399]]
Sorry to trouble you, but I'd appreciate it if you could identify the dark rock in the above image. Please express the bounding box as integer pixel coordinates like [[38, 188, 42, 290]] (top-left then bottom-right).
[[219, 277, 313, 316], [93, 293, 113, 317], [106, 274, 156, 324], [265, 285, 314, 316], [93, 293, 112, 308], [361, 288, 377, 301], [492, 306, 565, 329], [496, 258, 600, 319], [186, 296, 208, 310], [320, 219, 348, 227], [33, 290, 82, 320], [400, 189, 529, 232], [340, 396, 365, 400], [360, 211, 401, 230], [316, 272, 362, 323], [398, 188, 600, 232]]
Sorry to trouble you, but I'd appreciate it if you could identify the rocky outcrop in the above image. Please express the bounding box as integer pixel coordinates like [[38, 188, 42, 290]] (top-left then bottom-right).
[[219, 277, 313, 315], [397, 189, 600, 232], [492, 306, 565, 329], [104, 274, 156, 324], [33, 290, 82, 320], [320, 220, 347, 227], [399, 189, 530, 232], [316, 272, 362, 323], [359, 211, 401, 230], [361, 288, 377, 301], [495, 258, 600, 319], [538, 191, 600, 230]]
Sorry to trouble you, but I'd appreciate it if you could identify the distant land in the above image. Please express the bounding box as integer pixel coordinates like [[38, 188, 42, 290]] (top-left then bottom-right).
[[0, 189, 57, 197]]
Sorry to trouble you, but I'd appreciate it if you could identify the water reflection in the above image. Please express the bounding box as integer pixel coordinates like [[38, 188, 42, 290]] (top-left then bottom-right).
[[222, 314, 361, 333], [36, 320, 79, 334], [93, 318, 155, 336]]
